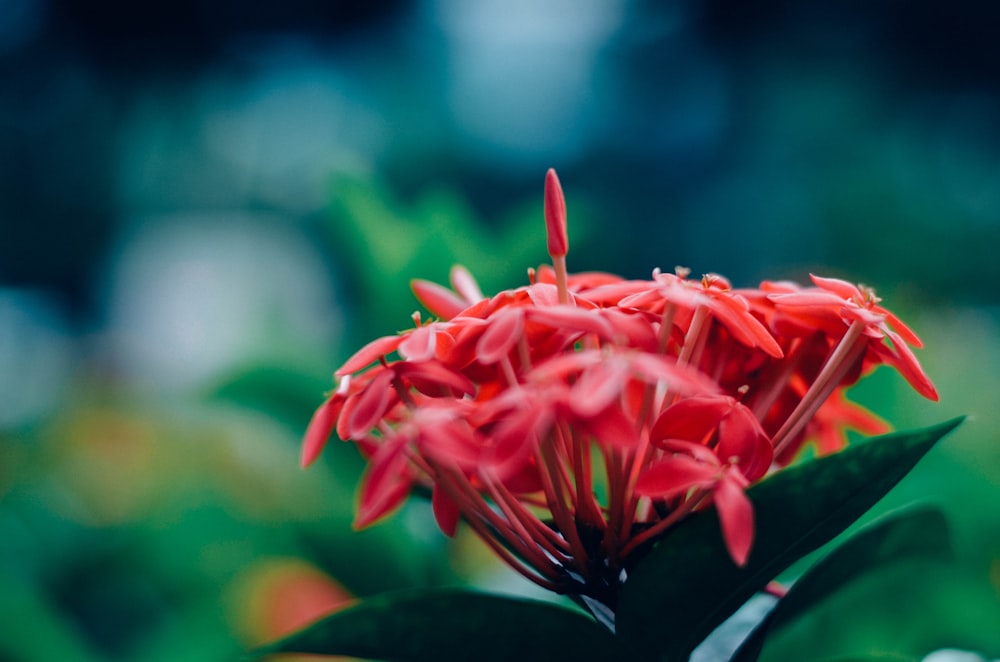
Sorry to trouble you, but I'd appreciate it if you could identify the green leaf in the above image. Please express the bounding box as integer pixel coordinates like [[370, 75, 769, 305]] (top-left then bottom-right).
[[616, 417, 964, 662], [0, 576, 103, 662], [731, 506, 953, 662], [254, 588, 621, 662]]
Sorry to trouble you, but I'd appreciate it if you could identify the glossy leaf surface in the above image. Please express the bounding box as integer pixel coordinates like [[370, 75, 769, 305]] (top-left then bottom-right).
[[616, 418, 963, 662], [255, 588, 621, 661]]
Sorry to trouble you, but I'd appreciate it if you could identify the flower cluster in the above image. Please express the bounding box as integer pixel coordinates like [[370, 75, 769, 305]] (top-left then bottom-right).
[[302, 169, 937, 611]]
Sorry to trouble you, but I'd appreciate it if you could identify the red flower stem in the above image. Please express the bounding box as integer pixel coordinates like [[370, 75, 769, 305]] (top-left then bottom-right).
[[391, 376, 416, 409], [458, 511, 563, 592], [537, 439, 592, 573], [685, 314, 713, 373], [568, 426, 603, 527], [650, 305, 711, 425], [772, 320, 868, 456], [704, 334, 733, 383], [603, 447, 628, 555], [613, 302, 676, 540], [620, 488, 709, 558], [657, 303, 677, 353], [404, 447, 435, 476], [618, 303, 681, 538], [553, 254, 570, 305], [620, 458, 650, 544], [484, 478, 572, 566], [749, 336, 808, 420], [620, 414, 658, 537], [500, 354, 520, 388], [632, 303, 677, 434], [515, 493, 552, 509], [486, 475, 574, 563], [434, 461, 563, 580], [550, 434, 579, 504], [517, 335, 532, 370], [676, 305, 710, 367]]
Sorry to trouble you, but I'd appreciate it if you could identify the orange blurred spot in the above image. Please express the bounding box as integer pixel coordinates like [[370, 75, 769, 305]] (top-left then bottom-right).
[[227, 557, 355, 659]]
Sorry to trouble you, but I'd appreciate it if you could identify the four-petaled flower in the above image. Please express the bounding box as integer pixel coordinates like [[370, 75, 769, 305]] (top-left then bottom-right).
[[302, 168, 937, 618]]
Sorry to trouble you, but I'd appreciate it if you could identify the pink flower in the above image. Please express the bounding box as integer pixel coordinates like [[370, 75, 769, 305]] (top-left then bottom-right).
[[301, 169, 938, 612]]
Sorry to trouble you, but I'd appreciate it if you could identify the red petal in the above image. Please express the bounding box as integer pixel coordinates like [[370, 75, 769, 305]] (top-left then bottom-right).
[[488, 405, 551, 477], [396, 361, 475, 397], [880, 307, 924, 348], [526, 305, 614, 339], [301, 394, 345, 467], [476, 308, 524, 364], [618, 287, 669, 310], [709, 294, 784, 358], [418, 415, 483, 471], [434, 331, 457, 362], [570, 360, 628, 417], [584, 280, 654, 306], [355, 437, 413, 528], [601, 308, 659, 351], [411, 279, 467, 320], [432, 484, 461, 537], [656, 438, 720, 464], [501, 461, 544, 494], [634, 456, 718, 499], [810, 274, 861, 300], [347, 369, 396, 438], [827, 393, 891, 436], [526, 283, 561, 307], [841, 305, 884, 327], [877, 330, 939, 401], [528, 349, 603, 382], [336, 335, 403, 376], [628, 353, 721, 395], [769, 291, 847, 308], [649, 396, 729, 445], [714, 473, 754, 567], [579, 403, 639, 449], [398, 325, 437, 362], [450, 265, 484, 304], [717, 402, 772, 481]]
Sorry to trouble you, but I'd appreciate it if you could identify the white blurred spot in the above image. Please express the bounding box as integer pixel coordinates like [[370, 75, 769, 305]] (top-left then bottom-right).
[[430, 0, 628, 165], [103, 213, 339, 393], [923, 650, 993, 662], [116, 49, 386, 214], [0, 289, 73, 427], [200, 59, 387, 211]]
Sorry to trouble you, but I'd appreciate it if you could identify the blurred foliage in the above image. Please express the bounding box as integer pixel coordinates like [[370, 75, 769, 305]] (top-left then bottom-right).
[[2, 1, 1000, 659], [321, 174, 550, 341]]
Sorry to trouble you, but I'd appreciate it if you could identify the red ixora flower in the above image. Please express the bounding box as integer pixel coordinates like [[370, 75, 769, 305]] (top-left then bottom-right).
[[302, 168, 937, 614]]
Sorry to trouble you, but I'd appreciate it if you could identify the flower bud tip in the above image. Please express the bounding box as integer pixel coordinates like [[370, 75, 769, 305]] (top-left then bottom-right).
[[544, 168, 568, 258]]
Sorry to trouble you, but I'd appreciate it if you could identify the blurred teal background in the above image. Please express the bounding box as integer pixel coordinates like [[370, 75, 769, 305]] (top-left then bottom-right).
[[1, 2, 999, 660]]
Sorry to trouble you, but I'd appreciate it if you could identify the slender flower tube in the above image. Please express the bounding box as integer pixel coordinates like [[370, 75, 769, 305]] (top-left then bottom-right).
[[545, 168, 570, 304], [301, 169, 938, 620]]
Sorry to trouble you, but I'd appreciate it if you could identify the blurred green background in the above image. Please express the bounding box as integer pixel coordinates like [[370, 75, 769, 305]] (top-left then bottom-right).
[[1, 1, 999, 660]]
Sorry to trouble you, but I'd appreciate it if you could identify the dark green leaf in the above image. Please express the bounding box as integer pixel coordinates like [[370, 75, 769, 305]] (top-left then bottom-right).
[[731, 507, 953, 662], [254, 588, 621, 662], [0, 576, 103, 662], [616, 417, 963, 662]]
